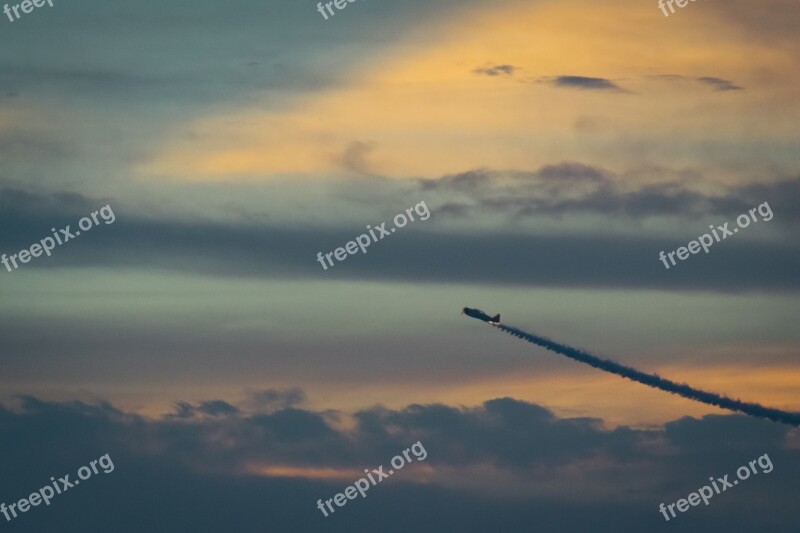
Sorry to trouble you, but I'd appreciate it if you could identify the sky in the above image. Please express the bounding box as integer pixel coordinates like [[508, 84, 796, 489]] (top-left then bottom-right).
[[0, 0, 798, 531]]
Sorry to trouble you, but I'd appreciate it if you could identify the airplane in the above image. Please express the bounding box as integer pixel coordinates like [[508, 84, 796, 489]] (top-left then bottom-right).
[[461, 307, 500, 326]]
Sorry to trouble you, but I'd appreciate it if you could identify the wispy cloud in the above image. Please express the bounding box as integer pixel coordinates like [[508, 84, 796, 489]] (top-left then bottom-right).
[[541, 75, 627, 92], [473, 64, 517, 77], [650, 74, 744, 92], [696, 76, 744, 92]]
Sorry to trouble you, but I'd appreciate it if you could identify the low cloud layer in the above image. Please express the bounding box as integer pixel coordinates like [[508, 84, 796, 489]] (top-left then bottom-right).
[[419, 165, 800, 221], [0, 394, 796, 532], [1, 179, 797, 292]]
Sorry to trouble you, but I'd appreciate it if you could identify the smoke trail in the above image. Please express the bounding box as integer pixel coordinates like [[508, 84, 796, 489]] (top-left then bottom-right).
[[492, 322, 800, 426]]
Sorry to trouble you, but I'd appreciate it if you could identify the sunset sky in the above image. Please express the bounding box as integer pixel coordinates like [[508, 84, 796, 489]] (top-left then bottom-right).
[[0, 0, 798, 531]]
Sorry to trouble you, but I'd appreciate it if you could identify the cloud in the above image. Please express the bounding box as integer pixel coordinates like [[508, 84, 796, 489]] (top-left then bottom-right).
[[542, 76, 627, 92], [695, 77, 744, 92], [435, 202, 472, 218], [650, 74, 744, 92], [199, 400, 240, 417], [0, 182, 797, 292], [418, 166, 800, 222], [0, 129, 76, 167], [333, 141, 377, 175], [0, 394, 797, 531], [0, 187, 98, 216], [420, 169, 492, 192], [536, 162, 608, 182], [473, 64, 517, 77], [246, 388, 307, 412]]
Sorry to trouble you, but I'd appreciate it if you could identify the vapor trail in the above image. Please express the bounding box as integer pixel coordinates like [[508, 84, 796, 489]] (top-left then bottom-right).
[[470, 313, 800, 426]]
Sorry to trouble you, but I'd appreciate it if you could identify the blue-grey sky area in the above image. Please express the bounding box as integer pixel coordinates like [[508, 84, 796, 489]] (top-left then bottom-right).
[[0, 0, 798, 531]]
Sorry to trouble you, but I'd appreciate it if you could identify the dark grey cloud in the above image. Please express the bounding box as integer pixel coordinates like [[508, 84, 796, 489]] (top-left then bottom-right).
[[537, 162, 608, 182], [435, 202, 472, 218], [199, 400, 241, 417], [650, 74, 744, 92], [0, 65, 159, 97], [473, 64, 517, 77], [170, 401, 198, 419], [695, 77, 744, 92], [419, 166, 800, 223], [420, 169, 492, 192], [0, 187, 98, 216], [542, 76, 627, 92], [333, 141, 376, 175], [246, 388, 307, 412], [0, 395, 796, 532], [0, 184, 798, 292], [358, 398, 629, 467], [0, 130, 75, 166]]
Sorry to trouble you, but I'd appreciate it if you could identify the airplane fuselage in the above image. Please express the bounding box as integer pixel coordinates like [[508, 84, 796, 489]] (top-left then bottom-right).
[[462, 307, 500, 325]]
